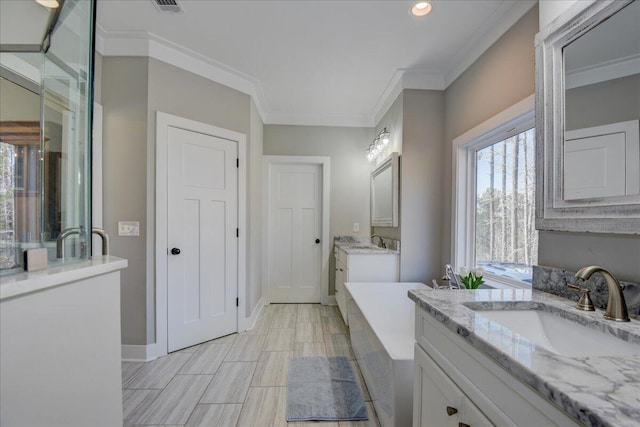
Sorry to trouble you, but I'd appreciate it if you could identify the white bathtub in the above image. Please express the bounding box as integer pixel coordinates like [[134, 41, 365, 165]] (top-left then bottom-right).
[[345, 282, 430, 427]]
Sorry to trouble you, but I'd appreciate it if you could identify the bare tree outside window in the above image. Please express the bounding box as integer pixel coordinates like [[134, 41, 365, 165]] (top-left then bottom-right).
[[475, 128, 537, 282], [0, 141, 16, 269]]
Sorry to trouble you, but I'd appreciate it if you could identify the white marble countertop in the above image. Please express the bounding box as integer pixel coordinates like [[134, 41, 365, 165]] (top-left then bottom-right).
[[334, 241, 399, 255], [408, 288, 640, 427], [1, 256, 128, 301]]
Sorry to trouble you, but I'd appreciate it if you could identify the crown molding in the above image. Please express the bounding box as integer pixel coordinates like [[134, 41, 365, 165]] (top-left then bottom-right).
[[565, 53, 640, 89], [443, 0, 537, 88], [371, 70, 404, 126], [96, 1, 536, 128], [98, 25, 372, 127], [95, 25, 270, 123], [264, 111, 373, 128], [371, 68, 446, 126]]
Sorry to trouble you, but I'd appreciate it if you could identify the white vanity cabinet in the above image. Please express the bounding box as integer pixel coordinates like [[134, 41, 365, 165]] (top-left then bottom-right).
[[334, 246, 399, 325], [413, 306, 580, 427], [414, 344, 492, 427]]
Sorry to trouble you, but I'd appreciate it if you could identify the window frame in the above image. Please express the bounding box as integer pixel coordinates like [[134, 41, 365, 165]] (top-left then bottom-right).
[[452, 95, 535, 289]]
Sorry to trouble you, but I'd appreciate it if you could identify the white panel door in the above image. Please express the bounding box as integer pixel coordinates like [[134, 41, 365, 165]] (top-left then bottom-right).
[[167, 126, 237, 352], [268, 163, 322, 303]]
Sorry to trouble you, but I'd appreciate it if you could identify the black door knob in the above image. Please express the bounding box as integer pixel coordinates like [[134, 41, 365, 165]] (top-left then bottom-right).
[[171, 248, 181, 255], [315, 239, 320, 244]]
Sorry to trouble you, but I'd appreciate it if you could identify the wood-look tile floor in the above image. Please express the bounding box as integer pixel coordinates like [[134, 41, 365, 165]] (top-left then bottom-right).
[[123, 304, 380, 427]]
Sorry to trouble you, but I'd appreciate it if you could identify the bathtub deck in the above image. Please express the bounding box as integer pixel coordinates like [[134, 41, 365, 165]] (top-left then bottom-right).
[[345, 282, 429, 427]]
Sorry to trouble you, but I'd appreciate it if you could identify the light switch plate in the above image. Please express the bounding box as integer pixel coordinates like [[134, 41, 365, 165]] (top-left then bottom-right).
[[353, 222, 360, 232], [118, 221, 140, 236]]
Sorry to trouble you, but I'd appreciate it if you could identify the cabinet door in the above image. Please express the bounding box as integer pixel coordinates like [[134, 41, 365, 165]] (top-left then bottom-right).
[[414, 344, 463, 427], [335, 262, 347, 322], [414, 344, 494, 427], [461, 398, 494, 427]]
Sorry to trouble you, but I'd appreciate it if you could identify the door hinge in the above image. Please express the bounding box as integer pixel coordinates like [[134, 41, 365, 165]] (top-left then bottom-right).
[[236, 158, 239, 168], [236, 228, 239, 238], [236, 297, 239, 307]]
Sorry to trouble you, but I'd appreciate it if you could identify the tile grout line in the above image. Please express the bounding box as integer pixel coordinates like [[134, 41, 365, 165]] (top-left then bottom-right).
[[235, 305, 273, 427], [176, 334, 235, 425], [124, 304, 378, 427]]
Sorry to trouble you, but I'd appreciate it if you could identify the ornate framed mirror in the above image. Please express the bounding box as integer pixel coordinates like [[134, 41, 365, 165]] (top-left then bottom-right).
[[535, 0, 640, 234], [371, 152, 399, 227]]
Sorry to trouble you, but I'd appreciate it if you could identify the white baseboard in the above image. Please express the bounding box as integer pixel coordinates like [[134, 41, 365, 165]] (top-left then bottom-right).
[[325, 295, 337, 305], [241, 297, 266, 331], [122, 343, 158, 362]]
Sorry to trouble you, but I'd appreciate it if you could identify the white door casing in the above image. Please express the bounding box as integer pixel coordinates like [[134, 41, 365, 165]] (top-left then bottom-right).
[[155, 112, 247, 358], [263, 156, 331, 305], [167, 127, 238, 352]]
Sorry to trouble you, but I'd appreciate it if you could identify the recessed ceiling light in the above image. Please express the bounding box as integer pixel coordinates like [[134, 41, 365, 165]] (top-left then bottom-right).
[[411, 1, 432, 17], [35, 0, 59, 8]]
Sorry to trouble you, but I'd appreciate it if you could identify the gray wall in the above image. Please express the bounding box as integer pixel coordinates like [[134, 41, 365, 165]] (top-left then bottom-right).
[[93, 53, 102, 105], [537, 1, 640, 283], [442, 5, 538, 268], [146, 58, 251, 343], [372, 92, 403, 242], [101, 56, 149, 345], [263, 125, 373, 295], [538, 231, 640, 282], [102, 56, 260, 346], [399, 90, 445, 282], [370, 89, 445, 283], [0, 77, 39, 121], [539, 0, 578, 29], [565, 74, 640, 130], [248, 99, 263, 316], [442, 2, 639, 284]]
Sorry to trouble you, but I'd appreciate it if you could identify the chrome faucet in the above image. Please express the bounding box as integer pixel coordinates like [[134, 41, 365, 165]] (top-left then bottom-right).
[[370, 234, 386, 248], [92, 228, 110, 257], [443, 264, 462, 289], [56, 227, 110, 259], [575, 266, 630, 322]]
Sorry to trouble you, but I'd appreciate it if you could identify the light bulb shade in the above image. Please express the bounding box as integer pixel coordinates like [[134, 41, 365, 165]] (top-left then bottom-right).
[[36, 0, 60, 8], [367, 128, 392, 161]]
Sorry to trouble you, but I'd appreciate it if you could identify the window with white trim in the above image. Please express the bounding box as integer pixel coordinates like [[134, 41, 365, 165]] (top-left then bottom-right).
[[453, 98, 537, 288]]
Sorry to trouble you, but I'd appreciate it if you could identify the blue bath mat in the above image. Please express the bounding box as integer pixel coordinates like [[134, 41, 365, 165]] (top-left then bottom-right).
[[287, 356, 368, 422]]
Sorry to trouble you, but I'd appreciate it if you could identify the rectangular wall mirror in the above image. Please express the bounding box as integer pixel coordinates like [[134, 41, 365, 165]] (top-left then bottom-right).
[[535, 0, 640, 234], [371, 152, 399, 227]]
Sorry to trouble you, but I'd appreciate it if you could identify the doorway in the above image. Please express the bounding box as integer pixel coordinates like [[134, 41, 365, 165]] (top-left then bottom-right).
[[155, 112, 247, 356], [263, 156, 330, 304]]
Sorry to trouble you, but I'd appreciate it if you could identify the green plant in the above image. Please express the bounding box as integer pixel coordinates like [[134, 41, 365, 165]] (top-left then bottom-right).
[[459, 267, 484, 289]]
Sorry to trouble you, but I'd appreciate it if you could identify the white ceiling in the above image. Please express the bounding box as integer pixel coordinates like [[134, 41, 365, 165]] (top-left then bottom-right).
[[96, 0, 536, 127], [0, 1, 50, 49]]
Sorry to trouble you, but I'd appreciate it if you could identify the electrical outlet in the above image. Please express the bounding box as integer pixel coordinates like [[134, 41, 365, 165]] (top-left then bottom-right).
[[118, 221, 140, 236], [353, 222, 360, 232]]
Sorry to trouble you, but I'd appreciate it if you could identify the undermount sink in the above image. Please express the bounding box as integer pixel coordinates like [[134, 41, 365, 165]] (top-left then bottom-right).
[[471, 308, 640, 357]]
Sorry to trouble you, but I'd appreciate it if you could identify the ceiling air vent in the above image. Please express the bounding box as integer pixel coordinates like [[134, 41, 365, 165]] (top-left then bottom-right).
[[151, 0, 183, 13]]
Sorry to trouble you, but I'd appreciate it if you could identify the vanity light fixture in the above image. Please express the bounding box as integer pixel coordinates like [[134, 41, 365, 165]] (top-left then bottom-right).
[[36, 0, 60, 8], [367, 127, 392, 162], [411, 1, 432, 17]]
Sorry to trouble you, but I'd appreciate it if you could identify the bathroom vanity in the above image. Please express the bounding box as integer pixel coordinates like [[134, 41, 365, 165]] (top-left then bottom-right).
[[334, 241, 399, 324], [1, 257, 128, 426], [409, 288, 640, 427]]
